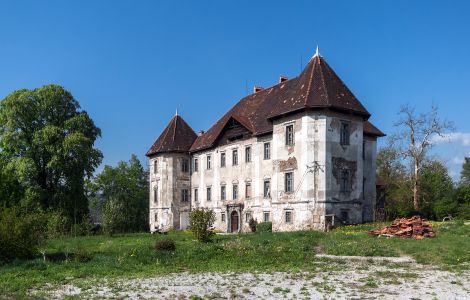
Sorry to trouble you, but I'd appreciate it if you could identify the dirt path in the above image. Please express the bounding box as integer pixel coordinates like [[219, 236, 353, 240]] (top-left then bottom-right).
[[34, 260, 469, 299]]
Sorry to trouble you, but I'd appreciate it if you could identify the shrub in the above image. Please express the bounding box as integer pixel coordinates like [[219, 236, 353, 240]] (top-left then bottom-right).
[[256, 222, 272, 233], [248, 218, 257, 232], [155, 238, 176, 252], [189, 208, 216, 242], [73, 246, 92, 262], [0, 208, 48, 263]]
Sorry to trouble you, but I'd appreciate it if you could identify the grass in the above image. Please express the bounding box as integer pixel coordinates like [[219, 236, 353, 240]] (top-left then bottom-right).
[[0, 221, 468, 298]]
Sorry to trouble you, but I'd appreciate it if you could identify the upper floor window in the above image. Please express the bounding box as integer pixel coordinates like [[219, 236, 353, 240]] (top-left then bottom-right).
[[182, 189, 189, 202], [233, 184, 238, 200], [220, 152, 226, 167], [340, 169, 351, 193], [221, 185, 226, 200], [194, 158, 198, 172], [285, 124, 294, 146], [182, 158, 189, 173], [207, 187, 212, 201], [263, 180, 271, 198], [245, 212, 252, 223], [245, 183, 252, 199], [264, 142, 271, 160], [232, 149, 238, 166], [206, 155, 212, 170], [245, 146, 251, 163], [340, 122, 350, 145], [153, 159, 158, 174], [285, 172, 294, 193]]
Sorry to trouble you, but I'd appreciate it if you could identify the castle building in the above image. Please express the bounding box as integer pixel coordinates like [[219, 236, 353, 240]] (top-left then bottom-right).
[[146, 49, 384, 233]]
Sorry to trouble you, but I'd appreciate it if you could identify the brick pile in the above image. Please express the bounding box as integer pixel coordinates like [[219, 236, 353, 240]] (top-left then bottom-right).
[[368, 216, 436, 240]]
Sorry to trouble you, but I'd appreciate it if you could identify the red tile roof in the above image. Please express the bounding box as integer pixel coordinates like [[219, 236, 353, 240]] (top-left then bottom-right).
[[146, 115, 197, 156], [364, 121, 386, 137], [190, 54, 374, 152]]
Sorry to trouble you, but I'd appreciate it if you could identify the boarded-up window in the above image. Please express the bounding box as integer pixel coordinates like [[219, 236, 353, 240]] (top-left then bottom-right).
[[245, 183, 252, 199], [233, 184, 238, 200], [221, 185, 226, 200]]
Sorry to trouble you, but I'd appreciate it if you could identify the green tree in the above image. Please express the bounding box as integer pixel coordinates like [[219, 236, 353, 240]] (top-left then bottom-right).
[[90, 155, 149, 235], [460, 157, 470, 184], [376, 147, 413, 218], [189, 208, 216, 242], [418, 160, 454, 219], [0, 85, 102, 224]]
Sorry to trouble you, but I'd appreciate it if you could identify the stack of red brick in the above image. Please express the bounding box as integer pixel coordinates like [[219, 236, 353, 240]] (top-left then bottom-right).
[[368, 216, 436, 240]]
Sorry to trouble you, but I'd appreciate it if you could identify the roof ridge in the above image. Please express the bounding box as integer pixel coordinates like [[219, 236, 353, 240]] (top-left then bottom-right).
[[172, 115, 178, 142]]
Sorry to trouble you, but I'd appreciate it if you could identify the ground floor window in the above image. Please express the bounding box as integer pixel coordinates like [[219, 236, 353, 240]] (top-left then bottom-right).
[[221, 213, 226, 222], [263, 212, 270, 222], [245, 212, 252, 223], [285, 211, 292, 223]]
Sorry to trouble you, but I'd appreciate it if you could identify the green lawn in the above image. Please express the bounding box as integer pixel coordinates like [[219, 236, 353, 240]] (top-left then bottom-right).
[[0, 221, 468, 298]]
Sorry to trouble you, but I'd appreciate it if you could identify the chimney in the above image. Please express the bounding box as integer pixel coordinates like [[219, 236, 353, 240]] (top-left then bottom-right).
[[279, 76, 288, 83], [253, 85, 264, 93], [198, 130, 205, 136]]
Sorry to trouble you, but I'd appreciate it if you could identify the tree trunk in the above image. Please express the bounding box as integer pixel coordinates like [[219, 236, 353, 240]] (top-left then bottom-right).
[[413, 160, 419, 210]]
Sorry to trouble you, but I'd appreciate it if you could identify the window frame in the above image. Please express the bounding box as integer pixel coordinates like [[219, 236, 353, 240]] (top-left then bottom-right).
[[181, 189, 189, 202], [233, 184, 238, 200], [182, 158, 189, 173], [221, 213, 226, 222], [285, 211, 293, 223], [245, 182, 252, 199], [154, 186, 158, 204], [263, 142, 271, 160], [245, 146, 251, 163], [340, 121, 350, 146], [153, 159, 158, 174], [232, 149, 238, 166], [221, 185, 226, 200], [207, 187, 212, 201], [194, 157, 198, 172], [194, 188, 198, 202], [285, 124, 294, 146], [340, 169, 351, 193], [263, 180, 271, 198], [220, 152, 226, 168], [206, 155, 212, 170], [245, 212, 252, 223], [285, 172, 294, 193], [263, 212, 270, 222]]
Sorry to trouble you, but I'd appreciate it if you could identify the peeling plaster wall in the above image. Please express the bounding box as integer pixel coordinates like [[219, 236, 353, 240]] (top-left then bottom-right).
[[149, 111, 378, 232]]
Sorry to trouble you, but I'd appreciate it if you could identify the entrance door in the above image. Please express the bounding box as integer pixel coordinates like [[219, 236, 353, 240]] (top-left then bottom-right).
[[230, 211, 239, 232], [180, 211, 189, 230]]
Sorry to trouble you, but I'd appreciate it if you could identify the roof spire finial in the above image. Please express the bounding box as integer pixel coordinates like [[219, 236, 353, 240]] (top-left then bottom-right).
[[175, 109, 178, 116], [314, 45, 320, 57]]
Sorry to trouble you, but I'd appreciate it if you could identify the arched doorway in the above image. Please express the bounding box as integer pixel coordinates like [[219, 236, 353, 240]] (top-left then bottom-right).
[[230, 211, 239, 233]]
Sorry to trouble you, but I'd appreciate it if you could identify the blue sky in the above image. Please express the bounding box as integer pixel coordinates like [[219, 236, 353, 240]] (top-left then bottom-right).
[[1, 1, 470, 179]]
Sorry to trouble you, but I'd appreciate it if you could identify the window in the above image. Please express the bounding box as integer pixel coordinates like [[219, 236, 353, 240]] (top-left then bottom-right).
[[194, 158, 198, 172], [194, 188, 198, 201], [285, 172, 294, 193], [207, 187, 212, 201], [182, 158, 189, 172], [155, 213, 158, 223], [221, 185, 226, 200], [154, 187, 158, 204], [285, 211, 292, 223], [263, 180, 271, 198], [285, 124, 294, 146], [340, 122, 350, 145], [206, 155, 211, 170], [245, 183, 252, 199], [182, 189, 189, 202], [340, 169, 350, 193], [233, 184, 238, 200], [264, 142, 271, 160], [263, 212, 270, 222], [245, 212, 252, 223], [221, 213, 226, 222], [245, 146, 251, 163], [220, 152, 226, 167], [153, 159, 158, 174], [232, 149, 238, 165]]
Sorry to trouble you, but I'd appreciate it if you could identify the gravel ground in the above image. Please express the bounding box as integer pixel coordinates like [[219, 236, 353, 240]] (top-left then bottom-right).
[[34, 260, 470, 299]]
